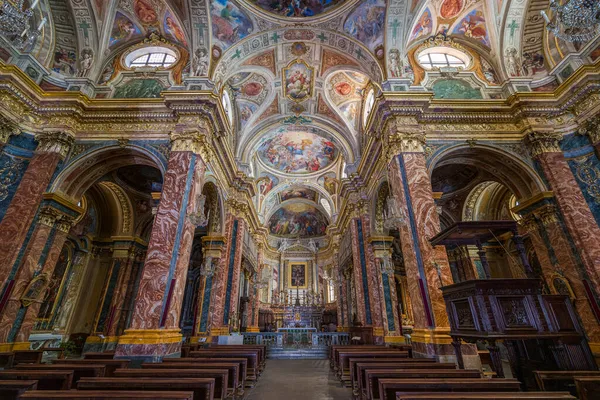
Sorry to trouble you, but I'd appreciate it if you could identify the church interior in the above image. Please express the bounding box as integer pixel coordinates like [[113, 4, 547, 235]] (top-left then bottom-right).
[[1, 0, 600, 399]]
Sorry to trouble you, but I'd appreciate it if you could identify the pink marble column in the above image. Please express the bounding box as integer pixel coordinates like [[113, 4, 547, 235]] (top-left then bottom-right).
[[386, 131, 457, 359], [116, 132, 206, 360], [249, 243, 264, 332], [0, 206, 73, 349], [0, 132, 73, 289], [527, 132, 600, 293], [349, 219, 368, 326], [208, 214, 245, 336]]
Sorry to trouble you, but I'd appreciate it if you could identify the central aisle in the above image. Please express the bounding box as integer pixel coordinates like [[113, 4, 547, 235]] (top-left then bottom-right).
[[245, 359, 351, 400]]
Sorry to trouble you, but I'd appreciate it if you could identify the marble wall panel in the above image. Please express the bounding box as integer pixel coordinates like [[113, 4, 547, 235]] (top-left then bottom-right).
[[350, 220, 367, 325]]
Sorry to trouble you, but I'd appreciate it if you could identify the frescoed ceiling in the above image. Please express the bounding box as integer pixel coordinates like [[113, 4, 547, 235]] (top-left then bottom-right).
[[7, 0, 600, 241]]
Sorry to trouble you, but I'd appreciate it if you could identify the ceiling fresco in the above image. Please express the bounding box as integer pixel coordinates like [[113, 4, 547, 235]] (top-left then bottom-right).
[[256, 126, 338, 175], [280, 187, 319, 202], [210, 0, 254, 51], [268, 203, 329, 237], [245, 0, 348, 18]]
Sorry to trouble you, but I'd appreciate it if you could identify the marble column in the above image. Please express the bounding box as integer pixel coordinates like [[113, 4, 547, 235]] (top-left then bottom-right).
[[115, 131, 207, 361], [369, 236, 402, 343], [208, 213, 245, 337], [248, 242, 264, 333], [0, 132, 74, 290], [526, 132, 600, 294], [0, 201, 76, 351], [516, 196, 600, 346], [386, 130, 470, 361], [349, 217, 369, 328]]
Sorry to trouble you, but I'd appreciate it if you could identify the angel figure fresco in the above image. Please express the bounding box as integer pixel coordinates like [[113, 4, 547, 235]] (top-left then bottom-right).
[[456, 11, 488, 46], [165, 14, 187, 45], [211, 0, 253, 48], [410, 10, 432, 41], [134, 0, 158, 25], [110, 14, 139, 47]]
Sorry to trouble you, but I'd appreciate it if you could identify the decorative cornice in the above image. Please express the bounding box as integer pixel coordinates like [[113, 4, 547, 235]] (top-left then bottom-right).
[[169, 130, 213, 161], [0, 114, 20, 144], [535, 204, 559, 226], [387, 131, 427, 158], [35, 131, 75, 159], [525, 132, 563, 158]]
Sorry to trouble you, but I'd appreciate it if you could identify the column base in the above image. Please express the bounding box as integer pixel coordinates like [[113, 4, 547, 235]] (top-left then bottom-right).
[[83, 335, 119, 353], [0, 342, 30, 351], [114, 329, 183, 363], [210, 327, 230, 336], [336, 326, 350, 332], [373, 327, 385, 345], [411, 328, 479, 369], [189, 335, 213, 344], [384, 336, 407, 344], [245, 327, 260, 333]]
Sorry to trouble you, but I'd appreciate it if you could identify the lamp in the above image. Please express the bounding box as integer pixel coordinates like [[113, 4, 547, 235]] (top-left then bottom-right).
[[541, 0, 600, 42], [0, 0, 46, 50]]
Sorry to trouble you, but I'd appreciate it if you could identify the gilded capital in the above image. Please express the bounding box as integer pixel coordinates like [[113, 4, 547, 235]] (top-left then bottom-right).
[[170, 130, 213, 161], [0, 115, 20, 144], [35, 131, 74, 158], [525, 132, 562, 158], [535, 204, 559, 227], [386, 131, 427, 160], [38, 207, 61, 227], [579, 116, 600, 145]]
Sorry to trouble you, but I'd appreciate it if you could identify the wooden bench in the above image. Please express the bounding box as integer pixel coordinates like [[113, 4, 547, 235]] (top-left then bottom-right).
[[0, 370, 74, 390], [0, 379, 38, 400], [77, 377, 215, 400], [354, 363, 458, 398], [330, 345, 391, 369], [113, 368, 230, 400], [13, 350, 44, 365], [0, 352, 15, 369], [83, 352, 115, 360], [209, 345, 266, 369], [378, 378, 521, 400], [189, 351, 258, 385], [335, 349, 408, 373], [337, 350, 409, 381], [575, 377, 600, 400], [144, 359, 246, 395], [20, 390, 195, 399], [393, 392, 577, 400], [15, 363, 106, 383], [53, 359, 130, 377], [534, 370, 600, 395], [350, 359, 441, 392], [365, 369, 482, 400]]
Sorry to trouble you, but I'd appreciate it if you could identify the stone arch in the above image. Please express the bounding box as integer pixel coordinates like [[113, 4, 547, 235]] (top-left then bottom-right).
[[428, 144, 547, 200], [201, 180, 224, 236], [50, 145, 165, 203]]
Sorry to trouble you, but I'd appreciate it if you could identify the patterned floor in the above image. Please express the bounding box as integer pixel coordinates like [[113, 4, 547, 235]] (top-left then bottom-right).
[[244, 359, 351, 400]]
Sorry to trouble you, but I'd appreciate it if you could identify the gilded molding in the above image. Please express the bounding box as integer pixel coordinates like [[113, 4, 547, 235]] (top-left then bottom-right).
[[387, 131, 427, 158], [35, 131, 75, 159], [525, 132, 562, 158], [38, 207, 61, 228], [579, 115, 600, 144], [0, 115, 20, 144], [536, 204, 559, 226], [170, 130, 214, 161]]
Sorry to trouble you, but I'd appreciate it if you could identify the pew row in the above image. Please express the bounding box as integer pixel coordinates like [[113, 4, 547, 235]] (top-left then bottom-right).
[[0, 370, 74, 390], [534, 370, 600, 394], [189, 351, 258, 386], [351, 360, 451, 393], [0, 380, 38, 400], [393, 393, 577, 400], [20, 390, 195, 399], [378, 378, 521, 400], [15, 364, 106, 383], [76, 377, 215, 400], [83, 352, 116, 360], [575, 377, 600, 400], [53, 359, 130, 377]]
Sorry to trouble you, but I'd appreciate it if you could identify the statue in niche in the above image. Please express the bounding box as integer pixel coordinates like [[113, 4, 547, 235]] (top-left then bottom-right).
[[78, 48, 94, 77], [193, 48, 209, 76], [21, 273, 49, 307]]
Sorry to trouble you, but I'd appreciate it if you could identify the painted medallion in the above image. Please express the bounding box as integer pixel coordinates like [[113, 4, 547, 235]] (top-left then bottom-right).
[[283, 59, 314, 102]]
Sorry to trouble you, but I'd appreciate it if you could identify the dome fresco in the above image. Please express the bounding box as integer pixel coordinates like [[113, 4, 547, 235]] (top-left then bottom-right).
[[245, 0, 348, 18], [256, 126, 338, 174]]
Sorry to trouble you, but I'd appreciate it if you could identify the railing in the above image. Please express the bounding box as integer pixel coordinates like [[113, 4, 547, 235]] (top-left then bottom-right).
[[243, 332, 349, 348]]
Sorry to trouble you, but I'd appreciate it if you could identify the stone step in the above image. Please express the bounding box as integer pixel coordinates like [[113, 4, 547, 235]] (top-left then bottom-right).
[[266, 347, 328, 360]]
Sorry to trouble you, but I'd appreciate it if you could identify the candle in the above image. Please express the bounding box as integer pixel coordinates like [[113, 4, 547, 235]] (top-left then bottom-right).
[[37, 17, 47, 31], [31, 0, 39, 9], [541, 11, 550, 24]]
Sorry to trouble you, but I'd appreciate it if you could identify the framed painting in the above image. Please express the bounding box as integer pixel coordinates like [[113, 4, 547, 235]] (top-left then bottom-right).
[[283, 59, 314, 102], [288, 262, 308, 289]]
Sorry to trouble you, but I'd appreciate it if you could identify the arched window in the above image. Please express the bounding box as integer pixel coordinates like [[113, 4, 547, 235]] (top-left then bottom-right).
[[125, 46, 178, 69], [417, 47, 470, 70]]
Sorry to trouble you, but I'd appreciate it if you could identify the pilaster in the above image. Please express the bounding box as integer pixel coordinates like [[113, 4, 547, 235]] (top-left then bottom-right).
[[115, 130, 207, 361], [0, 131, 74, 289]]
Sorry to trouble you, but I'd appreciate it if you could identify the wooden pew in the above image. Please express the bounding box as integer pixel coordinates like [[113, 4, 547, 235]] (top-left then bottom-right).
[[378, 378, 522, 400], [13, 350, 44, 364], [0, 352, 15, 369], [21, 390, 195, 399], [15, 363, 106, 383], [335, 348, 408, 374], [393, 393, 577, 400], [337, 350, 409, 382], [144, 360, 246, 395], [354, 362, 457, 398], [350, 358, 440, 392], [365, 369, 482, 400], [575, 377, 600, 400], [113, 368, 230, 400], [330, 345, 390, 369], [83, 352, 115, 360], [53, 359, 130, 377], [131, 363, 238, 398], [0, 380, 38, 400], [190, 350, 259, 386], [209, 345, 266, 369], [0, 370, 74, 390], [77, 377, 215, 400], [534, 370, 600, 395]]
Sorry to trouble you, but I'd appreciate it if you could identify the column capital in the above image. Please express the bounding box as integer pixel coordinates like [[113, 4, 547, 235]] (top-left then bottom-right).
[[386, 131, 427, 161], [579, 116, 600, 145], [35, 131, 74, 158], [525, 132, 563, 158], [37, 206, 74, 232], [169, 130, 213, 161], [0, 115, 20, 144], [534, 204, 559, 226]]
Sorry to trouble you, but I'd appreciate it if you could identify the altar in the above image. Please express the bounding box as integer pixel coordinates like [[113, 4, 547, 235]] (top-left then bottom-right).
[[277, 327, 317, 333], [277, 327, 317, 346]]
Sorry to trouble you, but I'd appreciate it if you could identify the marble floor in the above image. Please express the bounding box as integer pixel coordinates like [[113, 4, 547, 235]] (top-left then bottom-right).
[[244, 359, 352, 400]]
